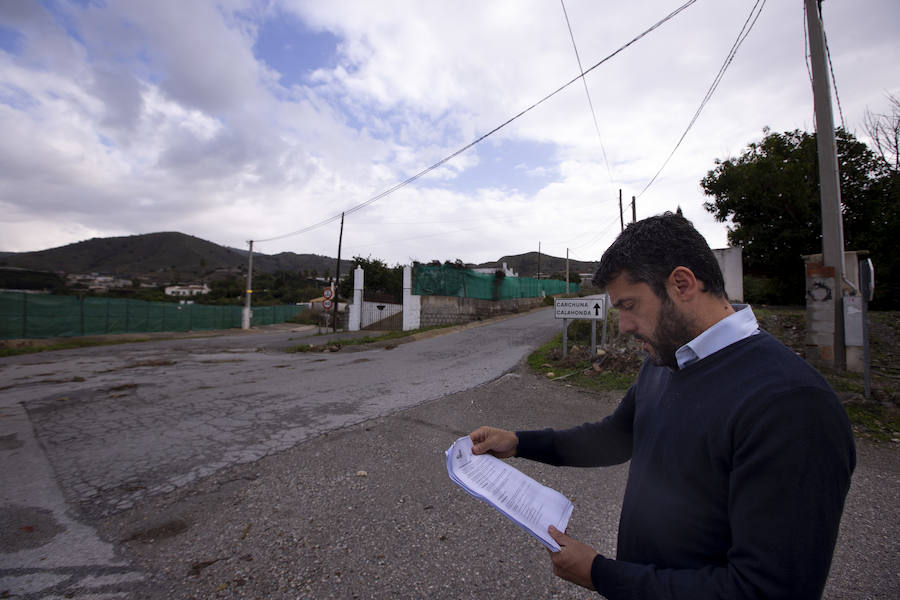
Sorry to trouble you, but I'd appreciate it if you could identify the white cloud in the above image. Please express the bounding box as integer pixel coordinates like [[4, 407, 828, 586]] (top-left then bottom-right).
[[0, 0, 898, 269]]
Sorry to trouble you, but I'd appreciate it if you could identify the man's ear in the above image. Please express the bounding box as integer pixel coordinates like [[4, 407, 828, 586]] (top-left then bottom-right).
[[667, 266, 699, 301]]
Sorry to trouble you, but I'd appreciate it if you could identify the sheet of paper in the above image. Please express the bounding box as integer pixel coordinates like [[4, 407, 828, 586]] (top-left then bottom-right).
[[445, 436, 573, 551]]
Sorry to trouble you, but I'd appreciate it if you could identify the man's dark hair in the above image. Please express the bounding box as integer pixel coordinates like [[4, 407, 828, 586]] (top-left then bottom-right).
[[593, 212, 727, 299]]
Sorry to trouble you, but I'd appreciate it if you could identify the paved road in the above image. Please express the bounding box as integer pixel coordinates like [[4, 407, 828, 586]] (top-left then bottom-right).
[[1, 308, 563, 597], [3, 309, 897, 599]]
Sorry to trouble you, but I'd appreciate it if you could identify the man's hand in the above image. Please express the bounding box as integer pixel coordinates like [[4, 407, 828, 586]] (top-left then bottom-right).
[[469, 426, 518, 458], [548, 525, 598, 591]]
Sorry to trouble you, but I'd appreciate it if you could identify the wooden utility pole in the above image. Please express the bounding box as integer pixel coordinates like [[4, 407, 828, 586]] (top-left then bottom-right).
[[537, 241, 541, 279], [333, 212, 344, 333], [806, 0, 846, 369], [242, 240, 254, 330], [566, 248, 570, 294], [618, 189, 624, 232], [631, 196, 636, 223]]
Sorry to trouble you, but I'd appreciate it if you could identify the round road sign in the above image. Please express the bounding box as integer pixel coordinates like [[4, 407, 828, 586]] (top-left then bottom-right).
[[323, 288, 334, 300], [322, 299, 333, 309]]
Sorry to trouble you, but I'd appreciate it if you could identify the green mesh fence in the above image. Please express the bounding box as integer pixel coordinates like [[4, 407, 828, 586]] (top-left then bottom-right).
[[0, 292, 304, 340], [413, 265, 578, 300]]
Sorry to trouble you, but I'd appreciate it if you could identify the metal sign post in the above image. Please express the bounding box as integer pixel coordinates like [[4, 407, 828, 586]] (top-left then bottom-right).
[[554, 296, 609, 359]]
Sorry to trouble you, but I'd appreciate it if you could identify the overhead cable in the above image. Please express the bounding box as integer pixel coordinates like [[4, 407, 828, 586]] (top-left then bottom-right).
[[803, 2, 845, 131], [637, 0, 767, 198], [823, 27, 846, 129], [254, 0, 699, 245], [560, 0, 616, 190]]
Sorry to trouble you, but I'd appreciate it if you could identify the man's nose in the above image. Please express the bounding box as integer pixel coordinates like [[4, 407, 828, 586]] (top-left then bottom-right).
[[618, 313, 636, 334]]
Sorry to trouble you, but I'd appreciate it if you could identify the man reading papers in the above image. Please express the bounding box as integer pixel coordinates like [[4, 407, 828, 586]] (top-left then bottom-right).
[[469, 213, 855, 599]]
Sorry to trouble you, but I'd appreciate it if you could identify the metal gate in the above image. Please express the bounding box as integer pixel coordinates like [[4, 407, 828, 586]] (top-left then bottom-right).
[[361, 300, 402, 330]]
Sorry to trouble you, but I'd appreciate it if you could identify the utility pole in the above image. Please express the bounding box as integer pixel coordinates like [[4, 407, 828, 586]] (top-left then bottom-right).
[[242, 240, 254, 330], [631, 196, 636, 223], [566, 248, 570, 294], [333, 212, 344, 333], [537, 241, 541, 280], [618, 189, 624, 232], [806, 0, 846, 369]]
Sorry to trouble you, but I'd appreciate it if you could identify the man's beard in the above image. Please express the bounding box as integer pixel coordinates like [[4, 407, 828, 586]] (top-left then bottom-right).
[[640, 297, 695, 369]]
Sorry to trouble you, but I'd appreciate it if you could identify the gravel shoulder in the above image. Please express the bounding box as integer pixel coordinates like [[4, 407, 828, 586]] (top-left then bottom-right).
[[95, 364, 899, 600]]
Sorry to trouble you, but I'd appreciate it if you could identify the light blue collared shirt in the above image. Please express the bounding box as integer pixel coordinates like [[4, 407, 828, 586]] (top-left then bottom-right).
[[675, 304, 759, 369]]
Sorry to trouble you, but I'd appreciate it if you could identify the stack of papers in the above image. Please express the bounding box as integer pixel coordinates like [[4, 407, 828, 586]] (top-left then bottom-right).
[[445, 435, 573, 551]]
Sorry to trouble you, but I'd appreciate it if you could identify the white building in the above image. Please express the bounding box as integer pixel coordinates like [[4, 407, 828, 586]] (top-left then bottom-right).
[[471, 262, 518, 277], [164, 284, 210, 297]]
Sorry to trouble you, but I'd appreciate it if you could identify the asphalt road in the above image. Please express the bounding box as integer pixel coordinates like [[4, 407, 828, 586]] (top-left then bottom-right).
[[2, 309, 898, 599]]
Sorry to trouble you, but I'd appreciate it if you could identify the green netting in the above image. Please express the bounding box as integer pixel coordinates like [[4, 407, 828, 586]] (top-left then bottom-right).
[[0, 292, 304, 340], [413, 265, 578, 300]]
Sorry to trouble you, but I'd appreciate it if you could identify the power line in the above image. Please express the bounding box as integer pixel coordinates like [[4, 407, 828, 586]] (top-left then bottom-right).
[[637, 0, 767, 198], [560, 0, 615, 190], [823, 24, 846, 129], [803, 1, 844, 130], [254, 0, 699, 245]]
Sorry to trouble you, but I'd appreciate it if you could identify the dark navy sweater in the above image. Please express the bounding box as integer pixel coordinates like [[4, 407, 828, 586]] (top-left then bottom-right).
[[517, 331, 855, 599]]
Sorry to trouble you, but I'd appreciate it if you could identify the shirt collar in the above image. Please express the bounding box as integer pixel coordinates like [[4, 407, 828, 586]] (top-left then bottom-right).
[[675, 304, 759, 369]]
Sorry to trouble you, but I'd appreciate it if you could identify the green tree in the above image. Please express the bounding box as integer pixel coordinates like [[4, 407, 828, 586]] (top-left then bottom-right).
[[337, 256, 403, 301], [701, 128, 898, 307]]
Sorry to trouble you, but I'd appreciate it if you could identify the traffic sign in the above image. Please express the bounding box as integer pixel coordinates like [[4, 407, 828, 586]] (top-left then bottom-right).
[[554, 296, 608, 320], [322, 299, 333, 309], [323, 288, 334, 300]]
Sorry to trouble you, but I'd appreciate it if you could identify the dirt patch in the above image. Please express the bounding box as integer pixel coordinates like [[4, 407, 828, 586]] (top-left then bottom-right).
[[123, 518, 189, 543]]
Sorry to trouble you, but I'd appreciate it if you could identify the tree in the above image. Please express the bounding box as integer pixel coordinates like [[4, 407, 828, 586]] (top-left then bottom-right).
[[702, 128, 899, 307], [336, 256, 403, 301], [864, 93, 900, 171]]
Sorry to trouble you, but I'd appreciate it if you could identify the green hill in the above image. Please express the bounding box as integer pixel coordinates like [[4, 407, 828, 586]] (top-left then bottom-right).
[[0, 232, 352, 284]]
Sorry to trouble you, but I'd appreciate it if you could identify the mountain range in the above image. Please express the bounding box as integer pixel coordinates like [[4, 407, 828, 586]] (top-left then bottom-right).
[[0, 232, 600, 284]]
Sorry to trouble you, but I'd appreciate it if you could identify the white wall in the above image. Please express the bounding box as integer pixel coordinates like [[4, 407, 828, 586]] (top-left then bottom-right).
[[712, 247, 743, 302]]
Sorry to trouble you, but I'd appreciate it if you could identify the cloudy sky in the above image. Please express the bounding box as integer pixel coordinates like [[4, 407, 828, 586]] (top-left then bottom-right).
[[1, 0, 898, 266]]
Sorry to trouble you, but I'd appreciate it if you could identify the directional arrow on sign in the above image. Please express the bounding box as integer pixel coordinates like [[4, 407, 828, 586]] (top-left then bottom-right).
[[593, 303, 602, 315]]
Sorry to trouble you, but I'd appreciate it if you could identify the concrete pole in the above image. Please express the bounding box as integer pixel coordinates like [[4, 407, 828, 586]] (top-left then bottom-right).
[[566, 248, 570, 294], [806, 0, 846, 369], [241, 240, 254, 330]]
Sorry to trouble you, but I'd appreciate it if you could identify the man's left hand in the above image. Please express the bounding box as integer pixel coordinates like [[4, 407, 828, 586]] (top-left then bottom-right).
[[547, 525, 598, 590]]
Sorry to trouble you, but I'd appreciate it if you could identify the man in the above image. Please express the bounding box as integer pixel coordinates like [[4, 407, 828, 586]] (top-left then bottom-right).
[[470, 213, 855, 599]]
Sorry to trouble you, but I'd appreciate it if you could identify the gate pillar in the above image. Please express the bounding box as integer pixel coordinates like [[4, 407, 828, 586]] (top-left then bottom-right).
[[349, 267, 363, 331]]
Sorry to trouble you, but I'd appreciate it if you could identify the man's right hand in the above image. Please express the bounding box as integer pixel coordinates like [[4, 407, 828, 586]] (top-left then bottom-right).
[[469, 426, 518, 458]]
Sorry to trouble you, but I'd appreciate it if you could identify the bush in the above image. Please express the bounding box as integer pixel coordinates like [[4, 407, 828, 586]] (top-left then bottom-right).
[[567, 319, 596, 345], [287, 309, 325, 326], [743, 276, 786, 305]]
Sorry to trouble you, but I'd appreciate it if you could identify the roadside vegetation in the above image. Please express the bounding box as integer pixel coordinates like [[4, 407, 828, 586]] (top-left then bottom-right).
[[0, 335, 171, 357], [528, 308, 900, 443], [283, 323, 456, 353]]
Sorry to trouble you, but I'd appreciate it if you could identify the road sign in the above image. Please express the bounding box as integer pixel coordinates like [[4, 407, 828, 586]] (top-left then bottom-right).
[[554, 297, 608, 320], [322, 299, 333, 309], [323, 288, 334, 300]]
